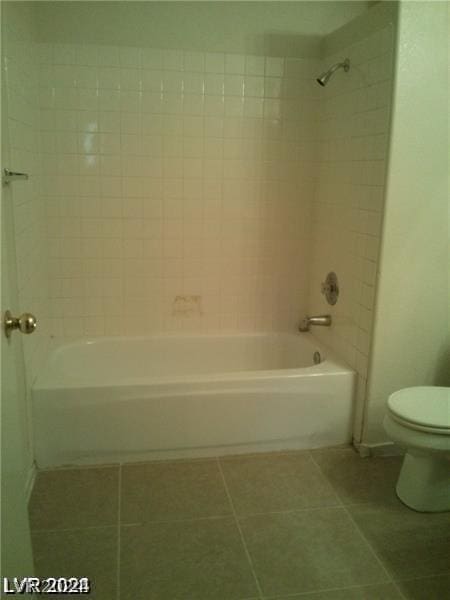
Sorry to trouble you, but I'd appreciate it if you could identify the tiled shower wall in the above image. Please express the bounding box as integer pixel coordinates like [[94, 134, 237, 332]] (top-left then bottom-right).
[[37, 44, 320, 337], [307, 24, 394, 437]]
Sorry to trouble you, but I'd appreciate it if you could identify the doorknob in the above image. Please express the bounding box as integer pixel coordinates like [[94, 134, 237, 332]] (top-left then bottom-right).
[[4, 310, 37, 338]]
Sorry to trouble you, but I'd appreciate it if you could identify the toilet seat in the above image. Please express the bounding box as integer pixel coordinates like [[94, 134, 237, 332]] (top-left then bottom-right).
[[387, 412, 450, 435], [387, 386, 450, 434]]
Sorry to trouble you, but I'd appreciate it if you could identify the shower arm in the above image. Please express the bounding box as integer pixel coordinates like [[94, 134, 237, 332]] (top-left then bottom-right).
[[317, 58, 350, 86]]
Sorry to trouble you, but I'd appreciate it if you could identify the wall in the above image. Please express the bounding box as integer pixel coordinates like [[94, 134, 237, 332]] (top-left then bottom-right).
[[38, 43, 320, 337], [363, 0, 449, 445], [33, 1, 368, 54], [2, 1, 49, 482], [307, 2, 397, 444]]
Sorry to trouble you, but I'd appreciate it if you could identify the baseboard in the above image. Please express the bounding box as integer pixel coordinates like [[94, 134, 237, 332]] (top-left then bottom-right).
[[24, 461, 37, 504], [353, 441, 404, 457]]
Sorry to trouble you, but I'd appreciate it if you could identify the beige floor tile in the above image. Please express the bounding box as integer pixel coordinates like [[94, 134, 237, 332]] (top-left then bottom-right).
[[120, 518, 258, 599], [219, 452, 340, 515], [396, 573, 450, 599], [31, 526, 117, 600], [272, 582, 403, 599], [348, 501, 450, 580], [121, 459, 232, 523], [29, 467, 119, 530], [311, 448, 403, 505], [239, 507, 389, 597]]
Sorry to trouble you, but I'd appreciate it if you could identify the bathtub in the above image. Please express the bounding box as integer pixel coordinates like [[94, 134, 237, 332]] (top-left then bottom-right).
[[32, 333, 355, 467]]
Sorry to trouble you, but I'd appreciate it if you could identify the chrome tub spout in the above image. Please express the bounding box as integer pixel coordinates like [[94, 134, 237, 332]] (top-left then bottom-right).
[[299, 315, 332, 332]]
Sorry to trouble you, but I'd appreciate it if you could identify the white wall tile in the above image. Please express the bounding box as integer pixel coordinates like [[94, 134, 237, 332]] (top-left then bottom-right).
[[205, 52, 225, 74], [225, 54, 245, 74], [245, 55, 265, 76], [265, 57, 284, 77], [119, 46, 141, 69], [142, 48, 163, 70], [307, 25, 393, 386], [35, 41, 372, 338], [162, 49, 183, 71], [183, 51, 204, 73]]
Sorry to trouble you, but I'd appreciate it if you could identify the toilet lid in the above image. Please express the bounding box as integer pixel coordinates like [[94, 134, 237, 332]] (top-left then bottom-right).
[[388, 387, 450, 430]]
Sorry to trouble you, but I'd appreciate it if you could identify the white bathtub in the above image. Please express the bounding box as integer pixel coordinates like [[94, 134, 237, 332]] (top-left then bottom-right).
[[32, 333, 355, 467]]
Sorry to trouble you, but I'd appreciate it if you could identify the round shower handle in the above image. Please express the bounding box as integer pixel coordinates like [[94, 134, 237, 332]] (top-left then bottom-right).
[[321, 272, 339, 306], [4, 310, 37, 338]]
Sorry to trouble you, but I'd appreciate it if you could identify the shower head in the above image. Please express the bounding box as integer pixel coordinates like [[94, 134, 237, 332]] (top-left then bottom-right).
[[316, 58, 350, 87]]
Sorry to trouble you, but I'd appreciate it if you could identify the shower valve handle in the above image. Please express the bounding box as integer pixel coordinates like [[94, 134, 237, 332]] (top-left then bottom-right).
[[321, 281, 337, 295], [321, 272, 339, 306]]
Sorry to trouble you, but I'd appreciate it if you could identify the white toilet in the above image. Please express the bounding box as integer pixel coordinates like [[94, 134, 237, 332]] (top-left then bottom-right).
[[383, 386, 450, 512]]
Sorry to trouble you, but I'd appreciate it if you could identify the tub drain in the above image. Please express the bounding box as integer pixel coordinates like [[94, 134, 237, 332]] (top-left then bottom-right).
[[313, 351, 321, 365]]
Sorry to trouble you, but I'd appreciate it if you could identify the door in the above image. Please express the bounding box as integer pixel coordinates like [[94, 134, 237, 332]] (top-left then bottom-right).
[[0, 30, 34, 576]]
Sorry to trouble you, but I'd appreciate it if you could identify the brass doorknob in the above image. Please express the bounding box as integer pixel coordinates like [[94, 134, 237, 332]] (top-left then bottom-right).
[[4, 310, 37, 338]]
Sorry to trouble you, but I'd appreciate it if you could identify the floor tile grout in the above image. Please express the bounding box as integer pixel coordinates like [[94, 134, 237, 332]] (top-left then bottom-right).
[[31, 449, 447, 600], [391, 581, 409, 600], [309, 452, 395, 588], [234, 504, 345, 519], [121, 514, 234, 526], [341, 503, 395, 584], [306, 450, 344, 507], [30, 504, 354, 534], [31, 524, 118, 534], [38, 463, 120, 472], [394, 571, 450, 582], [261, 580, 404, 599], [389, 570, 450, 600], [216, 457, 264, 600]]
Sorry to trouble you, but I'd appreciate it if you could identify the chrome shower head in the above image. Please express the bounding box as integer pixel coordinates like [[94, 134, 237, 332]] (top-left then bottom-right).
[[316, 58, 350, 87]]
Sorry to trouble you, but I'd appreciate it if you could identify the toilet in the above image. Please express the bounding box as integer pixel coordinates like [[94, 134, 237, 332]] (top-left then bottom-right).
[[383, 386, 450, 512]]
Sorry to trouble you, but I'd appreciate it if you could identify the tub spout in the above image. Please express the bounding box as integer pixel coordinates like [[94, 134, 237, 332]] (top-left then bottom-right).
[[299, 315, 332, 332]]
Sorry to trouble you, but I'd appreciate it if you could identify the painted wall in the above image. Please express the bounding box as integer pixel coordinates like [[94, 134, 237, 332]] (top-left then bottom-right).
[[32, 1, 368, 55], [363, 0, 449, 445], [306, 2, 397, 441], [2, 1, 50, 485], [2, 3, 50, 378]]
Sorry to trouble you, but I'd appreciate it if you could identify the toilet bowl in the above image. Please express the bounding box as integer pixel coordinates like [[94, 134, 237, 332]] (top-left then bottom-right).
[[383, 386, 450, 512]]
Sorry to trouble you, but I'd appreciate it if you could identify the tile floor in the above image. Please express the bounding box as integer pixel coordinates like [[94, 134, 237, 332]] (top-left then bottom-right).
[[29, 447, 450, 600]]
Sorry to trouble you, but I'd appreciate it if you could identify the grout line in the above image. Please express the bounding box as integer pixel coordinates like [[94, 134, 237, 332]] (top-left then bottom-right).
[[216, 457, 264, 600], [333, 502, 394, 585], [307, 451, 345, 507], [390, 572, 450, 599], [394, 571, 450, 583], [30, 504, 350, 534], [38, 463, 120, 472], [309, 452, 395, 588], [391, 581, 408, 600], [121, 514, 234, 526], [119, 504, 345, 526], [116, 464, 122, 600], [31, 524, 118, 534], [222, 504, 345, 518], [261, 580, 403, 599]]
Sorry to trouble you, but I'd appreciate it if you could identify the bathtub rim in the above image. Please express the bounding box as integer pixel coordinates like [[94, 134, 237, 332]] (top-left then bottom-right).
[[33, 331, 354, 391]]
